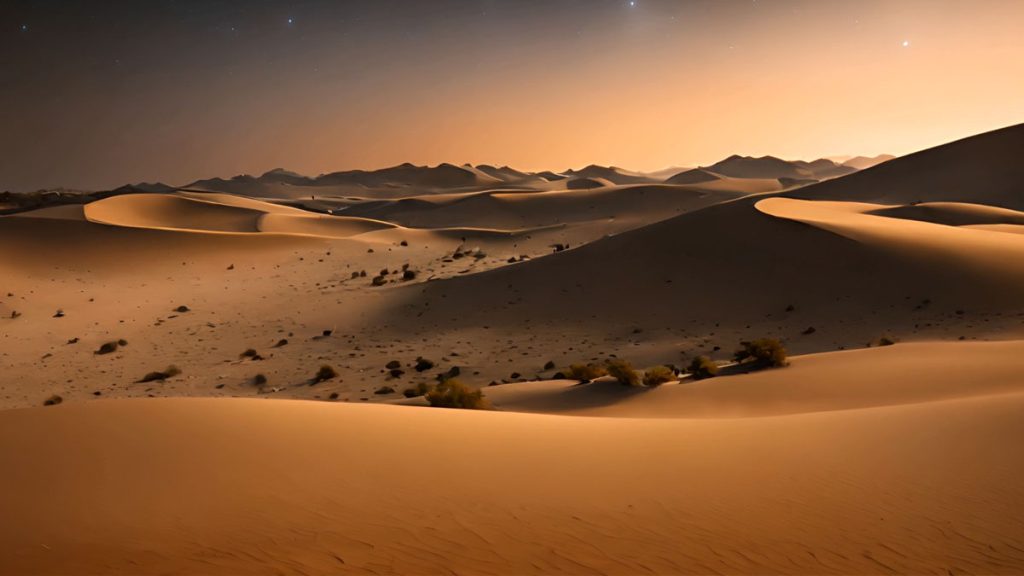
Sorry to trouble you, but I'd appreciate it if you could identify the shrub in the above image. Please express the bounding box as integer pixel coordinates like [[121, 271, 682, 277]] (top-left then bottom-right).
[[95, 341, 120, 355], [687, 356, 719, 380], [878, 336, 896, 346], [564, 363, 607, 382], [374, 386, 396, 395], [425, 379, 490, 409], [137, 365, 181, 383], [43, 394, 63, 406], [313, 365, 338, 383], [734, 338, 788, 369], [642, 365, 675, 387], [606, 358, 640, 387], [240, 348, 259, 359], [403, 382, 433, 398], [253, 374, 268, 386]]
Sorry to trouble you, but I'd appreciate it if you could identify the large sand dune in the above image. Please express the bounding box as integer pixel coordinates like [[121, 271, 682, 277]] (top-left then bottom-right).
[[393, 124, 1024, 354], [2, 341, 1023, 575]]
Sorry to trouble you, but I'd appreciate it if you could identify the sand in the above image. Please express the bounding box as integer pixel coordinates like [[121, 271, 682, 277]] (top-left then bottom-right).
[[3, 123, 1024, 574], [3, 341, 1024, 574]]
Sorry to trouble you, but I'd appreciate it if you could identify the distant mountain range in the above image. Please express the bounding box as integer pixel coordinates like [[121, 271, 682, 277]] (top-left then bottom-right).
[[93, 153, 895, 197]]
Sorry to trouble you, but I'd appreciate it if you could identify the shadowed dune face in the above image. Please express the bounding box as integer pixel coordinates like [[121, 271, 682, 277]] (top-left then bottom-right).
[[374, 125, 1024, 348], [784, 123, 1024, 209]]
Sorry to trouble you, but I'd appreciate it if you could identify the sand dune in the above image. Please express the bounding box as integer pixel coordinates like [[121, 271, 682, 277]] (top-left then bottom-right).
[[81, 192, 395, 238], [867, 201, 1024, 226], [786, 123, 1024, 209], [484, 340, 1024, 417], [563, 164, 654, 185], [664, 167, 722, 184], [566, 176, 614, 189], [393, 125, 1024, 350], [3, 339, 1024, 574], [4, 124, 1024, 574], [338, 183, 749, 231], [841, 154, 896, 170]]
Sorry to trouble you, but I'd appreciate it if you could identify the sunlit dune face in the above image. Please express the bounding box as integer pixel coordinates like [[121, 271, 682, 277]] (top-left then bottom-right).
[[2, 0, 1023, 190]]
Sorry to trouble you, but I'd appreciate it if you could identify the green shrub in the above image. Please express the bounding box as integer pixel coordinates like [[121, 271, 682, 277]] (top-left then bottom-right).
[[425, 379, 490, 409], [605, 358, 640, 387], [687, 356, 719, 380], [564, 363, 607, 381], [734, 338, 788, 369], [642, 365, 675, 387]]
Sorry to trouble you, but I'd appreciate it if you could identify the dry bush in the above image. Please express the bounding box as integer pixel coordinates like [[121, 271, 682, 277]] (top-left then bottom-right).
[[734, 338, 788, 369], [687, 356, 719, 380], [313, 365, 339, 383], [564, 363, 608, 382], [425, 379, 490, 410], [606, 358, 640, 387], [642, 365, 674, 387]]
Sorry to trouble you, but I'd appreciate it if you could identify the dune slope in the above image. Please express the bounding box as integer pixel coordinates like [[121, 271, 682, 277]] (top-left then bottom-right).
[[3, 340, 1024, 574]]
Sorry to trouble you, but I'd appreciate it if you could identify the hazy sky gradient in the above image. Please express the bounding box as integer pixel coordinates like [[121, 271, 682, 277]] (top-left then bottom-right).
[[2, 0, 1023, 191]]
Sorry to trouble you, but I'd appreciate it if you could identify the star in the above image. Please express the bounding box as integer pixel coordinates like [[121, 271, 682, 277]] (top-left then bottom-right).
[[20, 24, 28, 32], [287, 17, 294, 25], [901, 40, 910, 47]]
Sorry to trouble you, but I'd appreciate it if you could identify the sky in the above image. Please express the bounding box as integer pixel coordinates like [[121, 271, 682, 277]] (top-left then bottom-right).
[[1, 0, 1023, 192]]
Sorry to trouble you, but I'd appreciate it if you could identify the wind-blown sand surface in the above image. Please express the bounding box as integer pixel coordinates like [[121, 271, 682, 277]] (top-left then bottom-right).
[[2, 341, 1024, 574], [3, 124, 1024, 574]]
